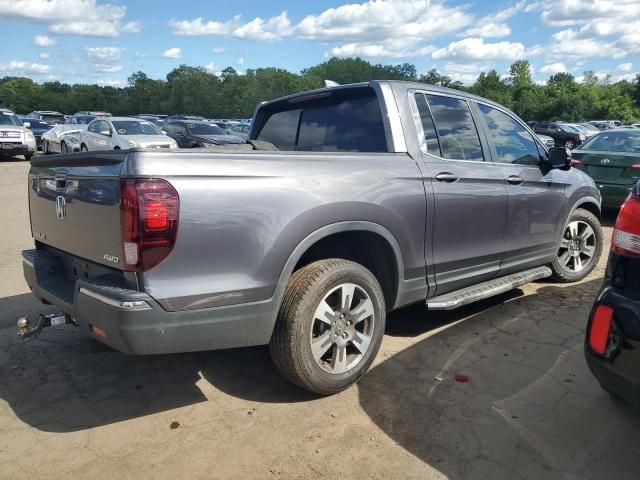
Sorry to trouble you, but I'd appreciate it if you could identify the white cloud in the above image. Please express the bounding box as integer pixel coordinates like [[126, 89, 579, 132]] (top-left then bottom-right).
[[84, 46, 124, 63], [33, 35, 56, 46], [329, 39, 435, 58], [236, 56, 245, 65], [440, 62, 490, 85], [533, 0, 640, 27], [0, 61, 50, 74], [162, 47, 182, 59], [212, 47, 224, 53], [0, 0, 142, 37], [95, 64, 122, 73], [618, 62, 633, 72], [205, 62, 222, 76], [432, 37, 525, 61], [121, 21, 142, 33], [170, 1, 473, 46], [539, 62, 567, 74], [39, 52, 50, 60], [460, 0, 525, 38]]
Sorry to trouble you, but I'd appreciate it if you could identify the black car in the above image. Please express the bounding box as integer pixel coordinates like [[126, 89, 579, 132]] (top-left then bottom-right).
[[534, 122, 585, 149], [163, 120, 245, 147], [18, 117, 50, 149], [586, 182, 640, 406]]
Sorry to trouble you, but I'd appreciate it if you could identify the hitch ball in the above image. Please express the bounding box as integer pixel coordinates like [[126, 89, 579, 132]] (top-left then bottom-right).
[[17, 318, 29, 333]]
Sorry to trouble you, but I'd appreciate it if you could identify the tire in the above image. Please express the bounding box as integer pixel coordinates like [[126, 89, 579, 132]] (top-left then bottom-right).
[[60, 141, 68, 153], [80, 144, 88, 152], [564, 139, 575, 150], [24, 153, 33, 161], [550, 208, 603, 282], [42, 140, 49, 155], [269, 259, 386, 395]]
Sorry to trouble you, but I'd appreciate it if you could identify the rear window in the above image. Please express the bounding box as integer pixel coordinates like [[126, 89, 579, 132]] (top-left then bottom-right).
[[581, 132, 640, 153], [41, 114, 65, 124], [255, 87, 388, 152]]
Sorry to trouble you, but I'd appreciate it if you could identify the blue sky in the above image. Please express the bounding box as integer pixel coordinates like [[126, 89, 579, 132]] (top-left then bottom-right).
[[0, 0, 638, 86]]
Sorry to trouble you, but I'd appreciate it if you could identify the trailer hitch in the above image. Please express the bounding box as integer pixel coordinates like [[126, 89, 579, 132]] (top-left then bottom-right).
[[17, 313, 72, 340]]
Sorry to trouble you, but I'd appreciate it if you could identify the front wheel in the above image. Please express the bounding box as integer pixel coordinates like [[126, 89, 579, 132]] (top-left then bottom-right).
[[61, 141, 68, 153], [270, 259, 386, 395], [551, 208, 602, 282], [80, 144, 88, 152], [564, 139, 575, 150]]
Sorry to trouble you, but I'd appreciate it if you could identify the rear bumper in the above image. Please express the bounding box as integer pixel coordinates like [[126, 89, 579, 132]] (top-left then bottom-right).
[[586, 286, 640, 407], [596, 183, 634, 208], [22, 248, 275, 355]]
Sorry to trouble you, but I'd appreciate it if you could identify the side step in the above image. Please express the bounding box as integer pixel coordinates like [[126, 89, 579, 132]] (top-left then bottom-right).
[[426, 266, 552, 310]]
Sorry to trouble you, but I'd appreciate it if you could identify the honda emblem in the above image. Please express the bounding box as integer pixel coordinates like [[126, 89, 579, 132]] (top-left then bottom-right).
[[55, 195, 66, 220]]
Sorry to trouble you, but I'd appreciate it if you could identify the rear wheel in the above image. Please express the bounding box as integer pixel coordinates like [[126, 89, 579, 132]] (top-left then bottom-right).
[[80, 144, 88, 152], [60, 141, 68, 153], [270, 259, 386, 395], [42, 140, 49, 154], [23, 153, 33, 161], [564, 139, 575, 150], [551, 208, 602, 282]]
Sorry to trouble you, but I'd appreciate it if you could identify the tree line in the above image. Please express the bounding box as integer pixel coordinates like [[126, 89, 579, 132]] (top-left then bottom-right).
[[1, 58, 639, 122]]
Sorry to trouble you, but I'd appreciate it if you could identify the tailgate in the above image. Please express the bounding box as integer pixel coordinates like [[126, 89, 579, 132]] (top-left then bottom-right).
[[580, 152, 640, 185], [29, 152, 126, 269]]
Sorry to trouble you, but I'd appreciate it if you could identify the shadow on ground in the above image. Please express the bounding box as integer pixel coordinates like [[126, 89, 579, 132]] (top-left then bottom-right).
[[1, 276, 639, 479], [359, 278, 640, 480]]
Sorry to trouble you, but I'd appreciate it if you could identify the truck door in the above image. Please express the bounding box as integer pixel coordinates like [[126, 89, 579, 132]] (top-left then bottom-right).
[[412, 92, 508, 295]]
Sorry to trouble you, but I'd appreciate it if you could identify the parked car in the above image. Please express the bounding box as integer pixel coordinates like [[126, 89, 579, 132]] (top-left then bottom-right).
[[565, 123, 597, 139], [74, 111, 112, 117], [135, 115, 166, 130], [571, 130, 640, 208], [534, 122, 586, 149], [0, 108, 36, 160], [66, 115, 99, 125], [20, 80, 603, 394], [590, 121, 617, 131], [585, 182, 640, 406], [28, 110, 66, 125], [79, 117, 178, 151], [163, 120, 245, 147], [224, 123, 250, 140], [19, 117, 50, 150], [42, 125, 85, 154], [631, 123, 640, 129], [165, 115, 205, 122], [536, 134, 555, 149]]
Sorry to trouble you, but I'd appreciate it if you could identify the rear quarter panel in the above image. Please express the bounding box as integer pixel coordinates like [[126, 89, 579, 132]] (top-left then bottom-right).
[[124, 150, 427, 311]]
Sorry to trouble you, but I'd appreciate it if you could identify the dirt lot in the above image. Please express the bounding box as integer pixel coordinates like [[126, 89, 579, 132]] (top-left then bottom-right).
[[0, 158, 639, 479]]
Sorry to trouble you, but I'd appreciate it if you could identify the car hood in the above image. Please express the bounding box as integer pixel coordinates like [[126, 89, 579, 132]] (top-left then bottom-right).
[[0, 125, 27, 133], [125, 135, 174, 145], [192, 134, 245, 145]]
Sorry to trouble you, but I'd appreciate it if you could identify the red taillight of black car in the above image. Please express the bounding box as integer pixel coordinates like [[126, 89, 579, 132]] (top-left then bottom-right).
[[612, 190, 640, 258], [120, 178, 179, 272], [589, 304, 614, 355]]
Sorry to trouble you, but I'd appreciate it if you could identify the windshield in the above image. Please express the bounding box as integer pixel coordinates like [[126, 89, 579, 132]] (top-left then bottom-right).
[[186, 123, 225, 135], [23, 119, 49, 129], [0, 112, 23, 126], [41, 114, 65, 124], [111, 120, 161, 136], [581, 131, 640, 153]]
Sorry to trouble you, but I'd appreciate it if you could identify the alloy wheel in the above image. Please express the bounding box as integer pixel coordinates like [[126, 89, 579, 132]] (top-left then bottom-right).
[[565, 140, 575, 149], [557, 220, 597, 273], [310, 282, 375, 374]]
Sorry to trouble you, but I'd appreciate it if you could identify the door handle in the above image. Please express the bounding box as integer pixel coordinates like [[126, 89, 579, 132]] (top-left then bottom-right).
[[506, 175, 523, 185], [435, 172, 459, 183]]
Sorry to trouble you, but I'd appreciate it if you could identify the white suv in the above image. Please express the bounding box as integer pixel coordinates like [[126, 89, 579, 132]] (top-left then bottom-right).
[[0, 109, 37, 160]]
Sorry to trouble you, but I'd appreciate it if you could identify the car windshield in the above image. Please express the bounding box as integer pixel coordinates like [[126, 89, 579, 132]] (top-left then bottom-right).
[[0, 112, 23, 126], [141, 118, 165, 128], [186, 123, 225, 135], [581, 131, 640, 153], [111, 120, 161, 135], [41, 114, 65, 124]]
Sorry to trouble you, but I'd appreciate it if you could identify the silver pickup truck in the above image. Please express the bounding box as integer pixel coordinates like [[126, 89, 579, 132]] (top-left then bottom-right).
[[21, 81, 603, 394]]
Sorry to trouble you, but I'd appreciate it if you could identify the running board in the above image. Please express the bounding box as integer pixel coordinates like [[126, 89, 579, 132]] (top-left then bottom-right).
[[426, 266, 552, 310]]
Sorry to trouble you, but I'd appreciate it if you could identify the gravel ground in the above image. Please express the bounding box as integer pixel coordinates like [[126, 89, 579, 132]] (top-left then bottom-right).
[[0, 157, 638, 480]]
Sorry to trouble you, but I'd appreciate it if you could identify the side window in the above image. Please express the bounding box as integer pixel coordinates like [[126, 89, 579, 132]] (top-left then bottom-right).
[[88, 121, 98, 133], [426, 95, 484, 162], [413, 93, 441, 157], [98, 120, 110, 134], [256, 109, 300, 150], [477, 104, 541, 166]]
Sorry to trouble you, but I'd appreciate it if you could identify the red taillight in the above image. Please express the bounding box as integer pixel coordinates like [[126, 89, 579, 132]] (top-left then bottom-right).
[[630, 164, 640, 169], [571, 159, 583, 166], [120, 178, 179, 272], [589, 305, 614, 355], [612, 192, 640, 257]]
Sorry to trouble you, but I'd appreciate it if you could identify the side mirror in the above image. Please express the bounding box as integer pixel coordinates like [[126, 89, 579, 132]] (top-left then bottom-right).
[[99, 130, 111, 137], [547, 147, 571, 170], [23, 122, 31, 128]]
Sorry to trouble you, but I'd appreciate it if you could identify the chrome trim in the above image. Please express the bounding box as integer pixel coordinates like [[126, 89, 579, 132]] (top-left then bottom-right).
[[379, 82, 407, 153], [79, 287, 152, 311]]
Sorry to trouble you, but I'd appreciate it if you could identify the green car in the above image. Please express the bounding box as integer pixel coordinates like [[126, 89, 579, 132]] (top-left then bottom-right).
[[572, 130, 640, 208]]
